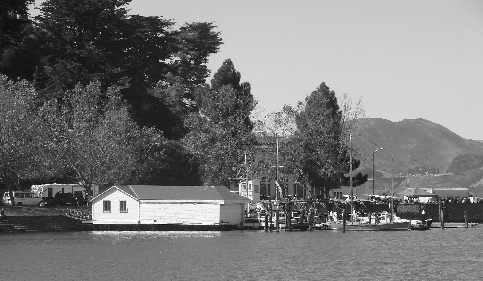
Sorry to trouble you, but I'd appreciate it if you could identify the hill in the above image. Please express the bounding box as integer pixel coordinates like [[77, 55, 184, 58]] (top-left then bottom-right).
[[353, 118, 483, 174]]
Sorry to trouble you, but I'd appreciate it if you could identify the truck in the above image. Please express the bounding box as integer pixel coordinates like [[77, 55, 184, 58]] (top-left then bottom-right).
[[32, 184, 97, 206]]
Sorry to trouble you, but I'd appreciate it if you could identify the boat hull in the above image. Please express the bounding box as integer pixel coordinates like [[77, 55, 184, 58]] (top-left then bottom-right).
[[330, 221, 409, 231]]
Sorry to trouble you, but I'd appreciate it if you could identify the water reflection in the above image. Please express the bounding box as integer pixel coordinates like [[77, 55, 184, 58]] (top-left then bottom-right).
[[91, 230, 222, 239]]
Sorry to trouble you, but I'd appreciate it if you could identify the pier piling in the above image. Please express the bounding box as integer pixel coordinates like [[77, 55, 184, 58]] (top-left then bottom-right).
[[275, 210, 280, 232]]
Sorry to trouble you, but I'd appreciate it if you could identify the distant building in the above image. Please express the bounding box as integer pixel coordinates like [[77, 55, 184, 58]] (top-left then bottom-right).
[[235, 176, 324, 201], [422, 187, 470, 199]]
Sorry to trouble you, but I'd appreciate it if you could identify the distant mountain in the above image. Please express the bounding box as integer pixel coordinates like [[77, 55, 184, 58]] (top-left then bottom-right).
[[353, 118, 483, 174]]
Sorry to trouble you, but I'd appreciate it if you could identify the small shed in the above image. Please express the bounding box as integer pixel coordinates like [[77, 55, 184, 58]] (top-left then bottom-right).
[[90, 185, 250, 227]]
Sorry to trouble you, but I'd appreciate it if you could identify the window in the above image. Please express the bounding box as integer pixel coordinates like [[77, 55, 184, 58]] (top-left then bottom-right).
[[120, 201, 127, 213], [103, 200, 111, 213]]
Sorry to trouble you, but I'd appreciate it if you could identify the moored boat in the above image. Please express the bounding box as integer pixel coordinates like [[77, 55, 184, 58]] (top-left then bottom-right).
[[330, 220, 409, 231], [330, 211, 409, 231], [409, 219, 431, 230]]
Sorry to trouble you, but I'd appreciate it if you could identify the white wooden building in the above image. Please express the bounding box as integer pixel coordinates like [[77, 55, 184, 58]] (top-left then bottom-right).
[[90, 185, 250, 226]]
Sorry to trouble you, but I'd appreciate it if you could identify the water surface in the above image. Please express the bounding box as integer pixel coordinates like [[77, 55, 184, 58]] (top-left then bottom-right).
[[1, 228, 482, 280]]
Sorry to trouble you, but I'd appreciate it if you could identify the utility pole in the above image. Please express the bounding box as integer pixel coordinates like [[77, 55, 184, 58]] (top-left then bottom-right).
[[372, 147, 383, 196], [349, 134, 353, 223], [245, 152, 249, 198], [276, 134, 279, 201]]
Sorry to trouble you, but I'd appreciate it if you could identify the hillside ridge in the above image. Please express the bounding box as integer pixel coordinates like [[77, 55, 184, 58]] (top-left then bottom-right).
[[354, 118, 483, 173]]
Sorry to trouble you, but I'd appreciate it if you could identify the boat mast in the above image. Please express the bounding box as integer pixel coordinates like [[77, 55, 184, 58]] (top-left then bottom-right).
[[391, 156, 394, 223]]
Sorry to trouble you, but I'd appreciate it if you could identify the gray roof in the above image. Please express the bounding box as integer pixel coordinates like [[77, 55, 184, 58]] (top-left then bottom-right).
[[115, 185, 249, 202]]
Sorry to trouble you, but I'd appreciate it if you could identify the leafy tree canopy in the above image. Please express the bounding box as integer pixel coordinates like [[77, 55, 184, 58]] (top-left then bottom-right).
[[0, 75, 51, 204], [1, 0, 223, 139], [295, 82, 352, 197], [183, 59, 256, 186]]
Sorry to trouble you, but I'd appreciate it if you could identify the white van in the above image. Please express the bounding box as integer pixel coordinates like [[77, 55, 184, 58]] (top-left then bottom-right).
[[2, 191, 42, 206]]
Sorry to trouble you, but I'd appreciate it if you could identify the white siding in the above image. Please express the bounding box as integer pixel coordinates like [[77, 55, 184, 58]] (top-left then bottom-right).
[[139, 202, 221, 225], [220, 204, 244, 224], [91, 190, 139, 224]]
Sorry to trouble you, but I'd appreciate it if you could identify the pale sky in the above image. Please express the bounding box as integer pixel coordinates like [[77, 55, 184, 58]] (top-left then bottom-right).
[[33, 0, 483, 140]]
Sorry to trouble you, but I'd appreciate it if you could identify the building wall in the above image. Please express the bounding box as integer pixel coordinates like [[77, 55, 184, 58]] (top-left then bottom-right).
[[220, 204, 244, 224], [139, 202, 221, 225], [91, 190, 140, 224]]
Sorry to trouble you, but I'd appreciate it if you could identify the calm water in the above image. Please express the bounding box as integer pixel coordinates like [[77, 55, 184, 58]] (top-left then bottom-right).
[[1, 227, 483, 281]]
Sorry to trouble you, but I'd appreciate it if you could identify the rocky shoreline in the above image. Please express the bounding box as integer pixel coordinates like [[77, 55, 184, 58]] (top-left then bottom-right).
[[0, 205, 92, 233]]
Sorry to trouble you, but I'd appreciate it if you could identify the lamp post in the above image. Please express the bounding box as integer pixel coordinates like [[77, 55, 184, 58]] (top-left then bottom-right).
[[372, 147, 383, 196]]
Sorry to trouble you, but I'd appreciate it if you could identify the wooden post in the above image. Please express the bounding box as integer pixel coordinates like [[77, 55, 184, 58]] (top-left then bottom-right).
[[300, 210, 305, 227], [441, 208, 444, 229], [464, 210, 468, 228], [275, 209, 280, 232], [287, 209, 292, 231], [269, 211, 274, 231], [264, 213, 269, 231], [342, 208, 346, 233], [308, 212, 313, 231], [438, 198, 443, 229]]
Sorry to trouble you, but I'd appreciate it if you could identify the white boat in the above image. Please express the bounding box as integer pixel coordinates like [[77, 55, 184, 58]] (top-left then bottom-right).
[[330, 212, 409, 231]]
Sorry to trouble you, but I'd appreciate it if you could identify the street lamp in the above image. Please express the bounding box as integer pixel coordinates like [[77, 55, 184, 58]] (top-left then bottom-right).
[[372, 147, 383, 196]]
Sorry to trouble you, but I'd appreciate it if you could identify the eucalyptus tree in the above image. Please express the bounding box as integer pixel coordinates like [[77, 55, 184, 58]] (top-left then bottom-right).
[[0, 0, 37, 81], [0, 0, 32, 52], [33, 0, 222, 139]]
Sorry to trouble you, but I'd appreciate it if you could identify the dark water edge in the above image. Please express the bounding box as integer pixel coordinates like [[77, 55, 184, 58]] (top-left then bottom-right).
[[1, 228, 483, 281]]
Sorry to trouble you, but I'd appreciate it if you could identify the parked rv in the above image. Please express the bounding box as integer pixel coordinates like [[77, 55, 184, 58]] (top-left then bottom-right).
[[33, 184, 90, 207]]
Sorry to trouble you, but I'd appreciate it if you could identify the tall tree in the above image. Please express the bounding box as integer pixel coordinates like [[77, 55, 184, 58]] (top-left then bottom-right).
[[0, 0, 37, 81], [34, 0, 132, 95], [183, 59, 256, 185], [33, 0, 222, 138], [0, 0, 32, 51], [296, 82, 350, 197]]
